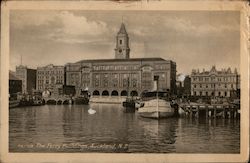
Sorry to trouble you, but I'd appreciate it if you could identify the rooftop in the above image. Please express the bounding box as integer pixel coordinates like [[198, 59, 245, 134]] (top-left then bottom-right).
[[75, 57, 174, 64], [9, 72, 21, 81], [118, 23, 128, 35]]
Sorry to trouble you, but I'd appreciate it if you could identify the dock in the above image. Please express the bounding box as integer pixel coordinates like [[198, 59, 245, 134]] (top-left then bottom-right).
[[178, 102, 240, 119]]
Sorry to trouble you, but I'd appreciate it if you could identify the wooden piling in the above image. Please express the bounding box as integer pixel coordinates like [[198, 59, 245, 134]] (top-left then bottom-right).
[[213, 107, 216, 118]]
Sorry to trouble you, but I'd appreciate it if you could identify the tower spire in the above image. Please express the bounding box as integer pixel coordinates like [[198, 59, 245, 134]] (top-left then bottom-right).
[[115, 22, 130, 59]]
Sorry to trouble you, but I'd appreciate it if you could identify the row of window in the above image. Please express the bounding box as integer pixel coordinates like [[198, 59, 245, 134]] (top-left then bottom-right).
[[193, 91, 229, 97], [93, 73, 139, 79], [37, 80, 63, 84], [94, 79, 137, 88], [37, 70, 64, 75], [193, 83, 235, 89], [192, 76, 237, 82], [37, 75, 63, 79], [93, 65, 139, 71]]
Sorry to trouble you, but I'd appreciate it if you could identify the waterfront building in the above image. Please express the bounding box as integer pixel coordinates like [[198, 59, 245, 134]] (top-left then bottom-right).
[[9, 71, 22, 96], [191, 66, 240, 98], [36, 64, 65, 96], [15, 65, 36, 94], [65, 23, 176, 96], [183, 75, 191, 97]]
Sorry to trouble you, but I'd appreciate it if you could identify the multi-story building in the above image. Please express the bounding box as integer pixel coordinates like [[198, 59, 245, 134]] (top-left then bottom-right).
[[9, 71, 22, 95], [183, 75, 191, 97], [36, 64, 65, 96], [191, 66, 240, 98], [15, 65, 36, 94], [65, 23, 176, 96]]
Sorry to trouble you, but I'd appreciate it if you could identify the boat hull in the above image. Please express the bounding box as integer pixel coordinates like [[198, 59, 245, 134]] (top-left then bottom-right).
[[138, 111, 174, 118], [138, 99, 175, 119]]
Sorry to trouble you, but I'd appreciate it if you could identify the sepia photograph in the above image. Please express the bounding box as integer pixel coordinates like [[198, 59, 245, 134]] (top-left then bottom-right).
[[1, 1, 249, 162]]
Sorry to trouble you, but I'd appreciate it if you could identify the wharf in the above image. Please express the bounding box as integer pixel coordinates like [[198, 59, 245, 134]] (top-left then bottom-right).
[[178, 102, 240, 119]]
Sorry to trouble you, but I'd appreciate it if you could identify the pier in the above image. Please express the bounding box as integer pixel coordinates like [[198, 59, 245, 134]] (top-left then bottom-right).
[[179, 103, 240, 119]]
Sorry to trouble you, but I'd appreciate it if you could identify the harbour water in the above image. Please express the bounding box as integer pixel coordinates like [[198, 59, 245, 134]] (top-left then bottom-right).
[[9, 103, 240, 153]]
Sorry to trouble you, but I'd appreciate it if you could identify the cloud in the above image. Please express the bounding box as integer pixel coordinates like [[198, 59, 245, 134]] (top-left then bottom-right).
[[56, 11, 108, 36], [164, 17, 239, 36], [11, 11, 109, 44]]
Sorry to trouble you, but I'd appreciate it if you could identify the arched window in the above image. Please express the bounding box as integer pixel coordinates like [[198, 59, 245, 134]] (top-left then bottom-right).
[[111, 90, 118, 96], [130, 91, 138, 97], [102, 90, 109, 96], [121, 90, 128, 96], [93, 90, 100, 96]]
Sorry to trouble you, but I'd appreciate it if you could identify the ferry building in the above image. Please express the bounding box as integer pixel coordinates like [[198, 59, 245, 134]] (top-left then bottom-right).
[[65, 23, 176, 97]]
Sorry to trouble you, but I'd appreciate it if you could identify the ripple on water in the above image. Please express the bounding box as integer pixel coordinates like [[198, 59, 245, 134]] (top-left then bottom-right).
[[9, 104, 240, 153]]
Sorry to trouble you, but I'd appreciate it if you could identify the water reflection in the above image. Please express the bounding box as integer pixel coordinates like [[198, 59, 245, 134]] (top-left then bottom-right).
[[9, 104, 240, 153]]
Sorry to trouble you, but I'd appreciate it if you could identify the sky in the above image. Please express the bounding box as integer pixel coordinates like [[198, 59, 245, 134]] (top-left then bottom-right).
[[10, 10, 240, 75]]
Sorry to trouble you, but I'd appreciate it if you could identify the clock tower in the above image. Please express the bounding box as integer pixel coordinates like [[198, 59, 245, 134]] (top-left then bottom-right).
[[115, 23, 130, 59]]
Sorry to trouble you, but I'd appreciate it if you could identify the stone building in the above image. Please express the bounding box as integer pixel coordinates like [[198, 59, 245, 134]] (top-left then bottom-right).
[[36, 64, 65, 96], [15, 65, 36, 94], [191, 66, 240, 98], [65, 23, 176, 96]]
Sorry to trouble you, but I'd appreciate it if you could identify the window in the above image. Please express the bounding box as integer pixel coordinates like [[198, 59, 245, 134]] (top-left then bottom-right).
[[200, 92, 202, 96], [120, 40, 122, 44], [194, 84, 196, 88], [225, 92, 227, 97]]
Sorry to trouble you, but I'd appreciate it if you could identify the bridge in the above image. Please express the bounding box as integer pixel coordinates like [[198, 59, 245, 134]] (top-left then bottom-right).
[[43, 96, 73, 105]]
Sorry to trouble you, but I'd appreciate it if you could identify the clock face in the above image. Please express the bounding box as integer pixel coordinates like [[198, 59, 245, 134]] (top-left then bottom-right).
[[119, 49, 122, 53]]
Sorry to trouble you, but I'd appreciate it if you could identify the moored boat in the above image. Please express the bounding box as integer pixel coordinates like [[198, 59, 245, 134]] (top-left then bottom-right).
[[122, 97, 142, 112], [137, 75, 175, 119], [9, 99, 20, 108], [138, 98, 175, 119], [74, 90, 90, 105]]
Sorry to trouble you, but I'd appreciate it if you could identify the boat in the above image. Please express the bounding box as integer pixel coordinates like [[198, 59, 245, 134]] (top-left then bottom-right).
[[137, 76, 175, 119], [32, 94, 44, 106], [31, 90, 44, 106], [122, 77, 143, 112], [9, 99, 20, 108], [74, 90, 90, 105], [122, 97, 142, 112], [19, 95, 34, 107], [32, 98, 44, 106], [138, 96, 175, 119]]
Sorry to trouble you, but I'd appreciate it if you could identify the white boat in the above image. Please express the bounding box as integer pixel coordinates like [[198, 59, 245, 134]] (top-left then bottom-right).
[[138, 75, 175, 119], [138, 98, 175, 119]]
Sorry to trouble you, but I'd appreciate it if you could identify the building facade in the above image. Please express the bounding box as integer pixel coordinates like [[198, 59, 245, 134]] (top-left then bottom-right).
[[36, 64, 65, 96], [9, 71, 22, 95], [191, 66, 240, 98], [183, 75, 191, 97], [15, 65, 36, 94], [65, 23, 176, 96]]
